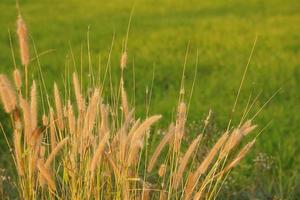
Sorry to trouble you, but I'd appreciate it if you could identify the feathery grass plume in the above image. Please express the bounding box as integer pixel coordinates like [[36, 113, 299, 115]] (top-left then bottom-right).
[[37, 159, 56, 191], [127, 139, 144, 166], [0, 74, 17, 113], [125, 119, 141, 145], [173, 102, 186, 152], [72, 72, 85, 112], [49, 107, 56, 150], [173, 134, 202, 189], [129, 115, 162, 143], [111, 112, 132, 164], [37, 147, 46, 187], [184, 132, 229, 199], [99, 103, 109, 136], [220, 120, 256, 158], [45, 137, 68, 168], [13, 129, 24, 176], [193, 132, 228, 178], [111, 109, 133, 149], [12, 109, 22, 129], [221, 139, 256, 175], [31, 127, 42, 148], [67, 101, 76, 135], [19, 97, 31, 144], [13, 69, 22, 90], [29, 128, 42, 174], [83, 89, 100, 137], [17, 15, 29, 66], [90, 132, 109, 173], [54, 83, 64, 130], [117, 116, 131, 163], [147, 124, 175, 172], [120, 51, 128, 69], [30, 81, 37, 130], [127, 115, 161, 165]]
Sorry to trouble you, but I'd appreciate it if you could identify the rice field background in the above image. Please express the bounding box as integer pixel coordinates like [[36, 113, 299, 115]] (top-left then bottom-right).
[[0, 0, 300, 199]]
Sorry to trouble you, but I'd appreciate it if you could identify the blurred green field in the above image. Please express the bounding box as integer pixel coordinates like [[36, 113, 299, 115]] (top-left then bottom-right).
[[0, 0, 300, 199]]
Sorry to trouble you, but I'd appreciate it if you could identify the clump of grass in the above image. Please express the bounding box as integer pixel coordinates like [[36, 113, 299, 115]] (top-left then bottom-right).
[[0, 13, 261, 200]]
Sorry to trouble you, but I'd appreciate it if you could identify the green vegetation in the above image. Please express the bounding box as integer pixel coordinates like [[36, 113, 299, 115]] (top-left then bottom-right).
[[0, 0, 299, 199]]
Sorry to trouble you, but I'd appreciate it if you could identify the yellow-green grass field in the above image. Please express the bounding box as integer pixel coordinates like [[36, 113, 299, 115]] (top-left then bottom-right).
[[0, 0, 299, 199]]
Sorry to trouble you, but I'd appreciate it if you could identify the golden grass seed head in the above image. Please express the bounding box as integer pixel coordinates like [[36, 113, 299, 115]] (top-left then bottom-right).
[[120, 51, 128, 69], [0, 75, 17, 113], [17, 15, 30, 66], [13, 69, 22, 90], [72, 72, 85, 112], [54, 83, 64, 130]]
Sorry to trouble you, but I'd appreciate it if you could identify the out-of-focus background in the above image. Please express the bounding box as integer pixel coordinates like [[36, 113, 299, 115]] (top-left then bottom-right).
[[0, 0, 299, 199]]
